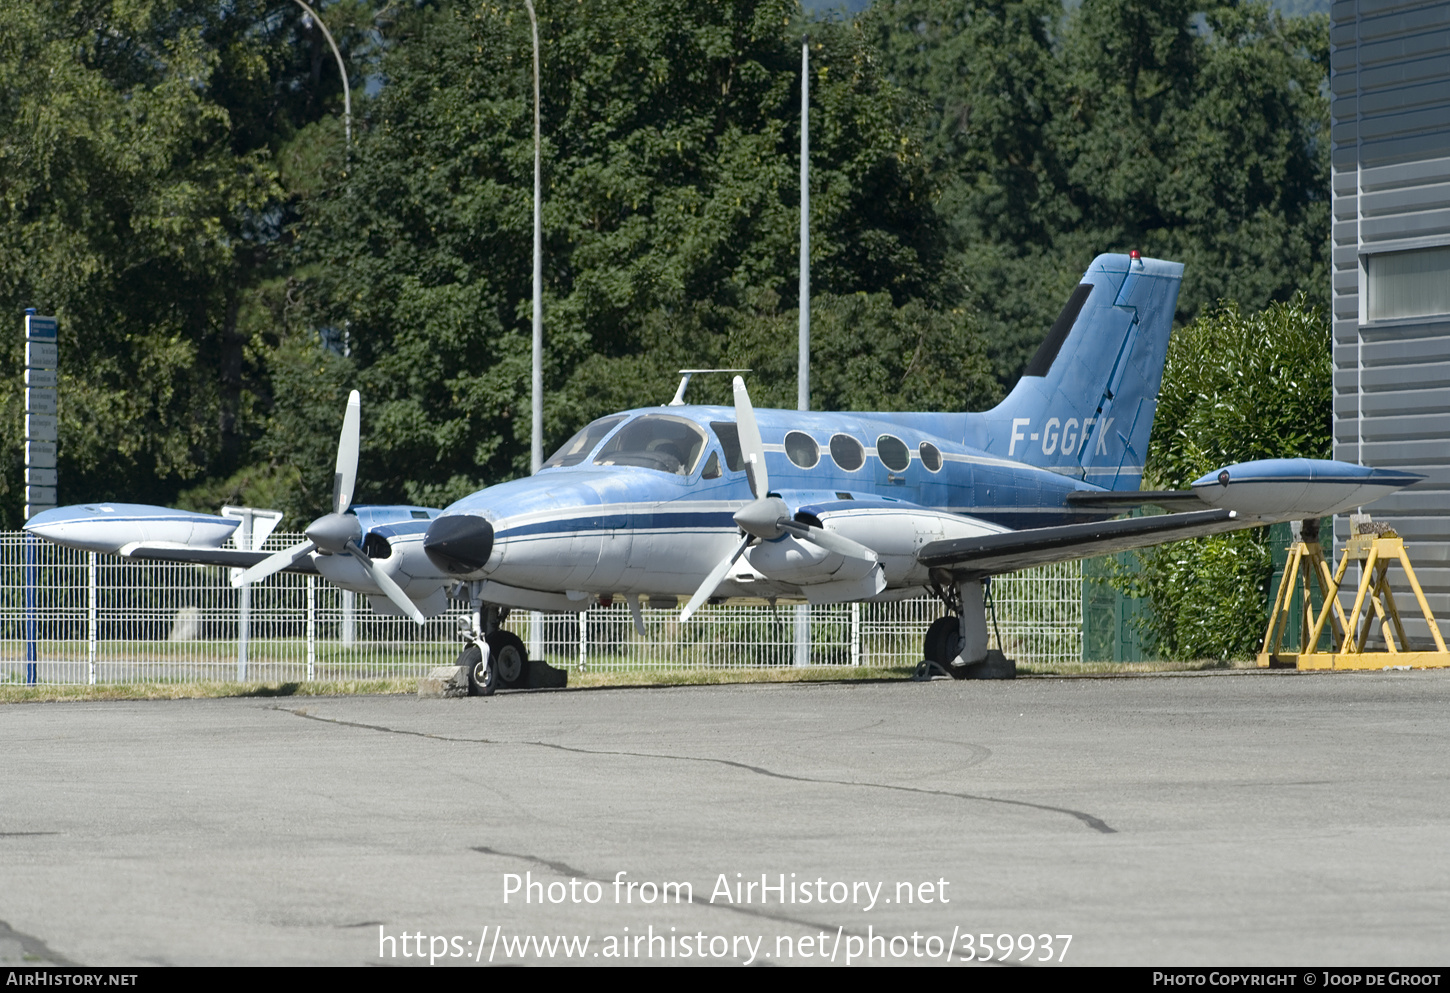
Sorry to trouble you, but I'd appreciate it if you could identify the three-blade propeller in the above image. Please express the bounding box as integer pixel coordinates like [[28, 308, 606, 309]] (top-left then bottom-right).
[[680, 377, 877, 622], [231, 390, 426, 626]]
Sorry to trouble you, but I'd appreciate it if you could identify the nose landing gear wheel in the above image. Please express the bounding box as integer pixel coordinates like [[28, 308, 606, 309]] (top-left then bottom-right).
[[463, 643, 495, 696], [487, 630, 528, 689]]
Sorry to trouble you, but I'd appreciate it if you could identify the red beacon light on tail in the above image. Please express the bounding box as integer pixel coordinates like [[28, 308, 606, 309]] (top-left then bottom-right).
[[1129, 249, 1143, 266]]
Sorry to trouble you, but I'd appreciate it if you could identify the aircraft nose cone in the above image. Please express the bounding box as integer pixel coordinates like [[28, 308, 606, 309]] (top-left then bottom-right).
[[424, 514, 495, 575]]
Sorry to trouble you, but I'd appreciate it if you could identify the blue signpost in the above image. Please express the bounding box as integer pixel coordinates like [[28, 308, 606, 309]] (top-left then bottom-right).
[[24, 309, 58, 684], [25, 535, 35, 685]]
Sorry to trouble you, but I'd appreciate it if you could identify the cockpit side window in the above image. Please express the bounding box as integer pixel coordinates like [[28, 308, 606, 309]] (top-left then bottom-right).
[[593, 415, 709, 476], [542, 415, 627, 468], [709, 422, 745, 472]]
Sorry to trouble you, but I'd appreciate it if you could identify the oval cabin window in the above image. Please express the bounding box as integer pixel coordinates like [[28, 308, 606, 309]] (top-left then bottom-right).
[[876, 435, 910, 472], [918, 442, 943, 473], [785, 431, 820, 469], [830, 434, 865, 472]]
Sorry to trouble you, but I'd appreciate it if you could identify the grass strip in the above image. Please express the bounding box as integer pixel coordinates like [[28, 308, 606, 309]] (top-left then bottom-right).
[[0, 679, 418, 703]]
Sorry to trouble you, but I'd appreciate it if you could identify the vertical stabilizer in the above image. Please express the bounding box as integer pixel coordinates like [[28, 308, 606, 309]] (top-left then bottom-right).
[[970, 253, 1183, 491]]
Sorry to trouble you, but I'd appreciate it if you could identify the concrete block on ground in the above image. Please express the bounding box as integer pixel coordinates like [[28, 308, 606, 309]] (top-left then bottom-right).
[[418, 664, 469, 698]]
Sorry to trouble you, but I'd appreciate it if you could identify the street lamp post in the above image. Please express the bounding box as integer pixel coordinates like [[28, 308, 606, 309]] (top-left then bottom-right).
[[795, 35, 811, 668], [524, 0, 544, 660], [524, 0, 542, 475], [798, 34, 810, 415], [291, 0, 351, 146]]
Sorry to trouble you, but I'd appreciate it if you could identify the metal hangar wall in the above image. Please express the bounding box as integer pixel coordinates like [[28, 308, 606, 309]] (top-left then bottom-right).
[[1330, 0, 1450, 637]]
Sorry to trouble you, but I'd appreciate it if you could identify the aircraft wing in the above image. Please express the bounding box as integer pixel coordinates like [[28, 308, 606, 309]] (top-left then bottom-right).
[[959, 459, 1428, 578], [917, 508, 1257, 580], [115, 542, 320, 574]]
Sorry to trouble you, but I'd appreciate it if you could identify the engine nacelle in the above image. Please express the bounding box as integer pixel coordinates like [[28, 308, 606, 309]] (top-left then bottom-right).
[[744, 534, 878, 586], [801, 501, 1009, 587], [308, 506, 453, 617]]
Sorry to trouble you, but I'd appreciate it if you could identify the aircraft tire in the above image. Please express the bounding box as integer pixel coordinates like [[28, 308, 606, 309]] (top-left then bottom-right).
[[487, 631, 528, 689], [463, 644, 496, 697], [924, 616, 962, 667]]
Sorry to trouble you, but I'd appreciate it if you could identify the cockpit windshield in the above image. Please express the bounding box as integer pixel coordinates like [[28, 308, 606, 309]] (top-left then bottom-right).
[[542, 415, 626, 468], [592, 415, 708, 475]]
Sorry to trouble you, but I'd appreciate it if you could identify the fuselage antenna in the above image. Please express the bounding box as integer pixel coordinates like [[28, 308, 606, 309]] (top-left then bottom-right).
[[668, 369, 752, 406]]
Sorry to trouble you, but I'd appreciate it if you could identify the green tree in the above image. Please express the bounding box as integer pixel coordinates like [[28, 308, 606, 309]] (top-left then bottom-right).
[[1125, 297, 1332, 660], [731, 293, 1000, 412]]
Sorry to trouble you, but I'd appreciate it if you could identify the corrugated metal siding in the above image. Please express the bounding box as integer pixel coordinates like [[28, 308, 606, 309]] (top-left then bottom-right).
[[1332, 0, 1450, 643]]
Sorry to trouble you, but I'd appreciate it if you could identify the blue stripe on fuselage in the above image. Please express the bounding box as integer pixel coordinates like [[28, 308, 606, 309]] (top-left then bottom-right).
[[497, 510, 738, 540]]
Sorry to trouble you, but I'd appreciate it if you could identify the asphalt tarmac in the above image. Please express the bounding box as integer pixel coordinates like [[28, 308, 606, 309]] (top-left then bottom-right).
[[2, 669, 1448, 967]]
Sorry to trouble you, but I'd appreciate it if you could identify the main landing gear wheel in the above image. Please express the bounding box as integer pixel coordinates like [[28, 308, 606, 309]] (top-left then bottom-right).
[[924, 616, 962, 669], [923, 616, 985, 680], [463, 643, 495, 697], [486, 630, 527, 689]]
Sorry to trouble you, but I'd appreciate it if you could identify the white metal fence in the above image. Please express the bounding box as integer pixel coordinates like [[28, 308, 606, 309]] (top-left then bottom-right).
[[0, 532, 1082, 685]]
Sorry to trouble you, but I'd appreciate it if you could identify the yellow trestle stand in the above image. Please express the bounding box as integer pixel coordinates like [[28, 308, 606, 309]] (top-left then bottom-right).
[[1258, 517, 1450, 670]]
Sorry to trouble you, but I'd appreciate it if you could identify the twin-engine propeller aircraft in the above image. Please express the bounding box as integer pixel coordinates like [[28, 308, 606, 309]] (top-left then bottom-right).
[[27, 254, 1420, 693]]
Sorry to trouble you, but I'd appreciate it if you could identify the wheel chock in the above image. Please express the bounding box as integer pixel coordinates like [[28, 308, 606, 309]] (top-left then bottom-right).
[[913, 651, 1016, 681], [524, 658, 569, 689]]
